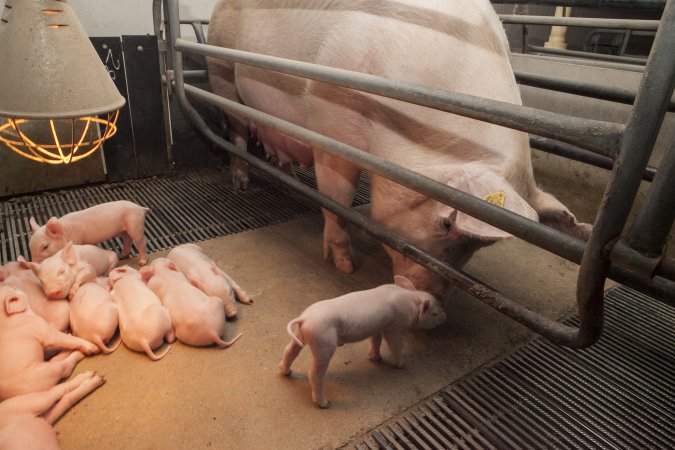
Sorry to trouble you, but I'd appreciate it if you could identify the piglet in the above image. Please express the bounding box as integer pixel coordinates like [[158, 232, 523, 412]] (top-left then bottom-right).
[[28, 242, 118, 300], [167, 243, 251, 319], [0, 259, 69, 332], [0, 284, 99, 400], [279, 276, 446, 408], [141, 258, 242, 348], [70, 282, 120, 354], [109, 266, 175, 361], [0, 371, 105, 450], [29, 200, 149, 265]]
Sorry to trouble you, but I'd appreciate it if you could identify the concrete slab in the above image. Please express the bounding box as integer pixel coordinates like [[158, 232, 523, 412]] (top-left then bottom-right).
[[55, 208, 592, 449]]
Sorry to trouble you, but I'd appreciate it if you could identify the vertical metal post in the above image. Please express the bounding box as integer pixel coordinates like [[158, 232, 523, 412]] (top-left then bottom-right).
[[575, 0, 675, 347]]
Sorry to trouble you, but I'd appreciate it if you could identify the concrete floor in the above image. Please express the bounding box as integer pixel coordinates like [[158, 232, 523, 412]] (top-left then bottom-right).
[[54, 204, 596, 449]]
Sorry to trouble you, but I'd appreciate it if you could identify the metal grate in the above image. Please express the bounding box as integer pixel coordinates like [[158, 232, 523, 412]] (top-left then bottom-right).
[[352, 285, 675, 449], [0, 165, 370, 264]]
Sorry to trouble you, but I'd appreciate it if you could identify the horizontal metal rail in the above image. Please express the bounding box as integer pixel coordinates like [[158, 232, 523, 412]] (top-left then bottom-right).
[[499, 15, 660, 30], [528, 45, 649, 65], [514, 53, 648, 72], [176, 39, 624, 158], [491, 0, 666, 9]]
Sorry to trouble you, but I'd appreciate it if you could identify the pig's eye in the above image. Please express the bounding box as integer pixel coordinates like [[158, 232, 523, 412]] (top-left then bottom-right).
[[441, 217, 453, 231], [41, 244, 49, 250], [57, 269, 64, 275]]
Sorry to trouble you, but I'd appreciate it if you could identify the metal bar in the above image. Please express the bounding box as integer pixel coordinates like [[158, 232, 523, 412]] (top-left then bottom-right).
[[513, 53, 647, 73], [176, 38, 623, 158], [529, 136, 656, 182], [527, 45, 649, 65], [515, 70, 675, 112], [189, 21, 206, 45], [624, 140, 675, 260], [491, 0, 666, 9], [500, 15, 659, 30], [575, 0, 675, 347]]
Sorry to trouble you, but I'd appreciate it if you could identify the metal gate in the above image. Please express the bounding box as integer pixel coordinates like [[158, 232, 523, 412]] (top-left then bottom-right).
[[154, 0, 675, 349]]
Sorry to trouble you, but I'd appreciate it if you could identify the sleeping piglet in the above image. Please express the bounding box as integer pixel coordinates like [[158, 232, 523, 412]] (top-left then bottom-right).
[[70, 282, 120, 354], [140, 258, 242, 348], [28, 242, 118, 300], [0, 371, 105, 450], [0, 259, 69, 332], [167, 243, 251, 318], [28, 200, 149, 265], [109, 266, 175, 361], [279, 276, 446, 408], [0, 284, 99, 400]]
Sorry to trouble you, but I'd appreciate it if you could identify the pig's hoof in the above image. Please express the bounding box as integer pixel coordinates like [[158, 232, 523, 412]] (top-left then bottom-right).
[[279, 363, 292, 377], [368, 353, 382, 362], [317, 400, 330, 409]]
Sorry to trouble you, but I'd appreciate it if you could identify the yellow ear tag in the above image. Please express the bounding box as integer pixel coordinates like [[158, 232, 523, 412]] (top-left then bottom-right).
[[484, 191, 506, 207]]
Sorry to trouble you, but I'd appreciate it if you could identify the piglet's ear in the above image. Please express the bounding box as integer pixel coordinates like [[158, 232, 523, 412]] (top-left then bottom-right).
[[139, 266, 154, 282], [17, 256, 30, 269], [27, 261, 40, 277], [0, 268, 7, 283], [29, 217, 41, 233], [62, 242, 77, 266], [45, 218, 64, 238], [394, 275, 416, 291], [210, 264, 220, 276], [5, 294, 27, 316], [168, 261, 179, 271]]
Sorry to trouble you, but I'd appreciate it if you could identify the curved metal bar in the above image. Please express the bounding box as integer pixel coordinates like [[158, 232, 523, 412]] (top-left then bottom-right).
[[176, 38, 623, 157]]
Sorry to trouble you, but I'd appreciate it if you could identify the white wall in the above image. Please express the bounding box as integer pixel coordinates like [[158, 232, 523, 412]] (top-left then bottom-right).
[[0, 0, 216, 37]]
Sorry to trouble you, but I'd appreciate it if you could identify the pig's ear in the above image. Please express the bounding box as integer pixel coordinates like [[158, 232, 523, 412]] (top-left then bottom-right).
[[61, 242, 78, 265], [419, 298, 431, 315], [139, 266, 154, 282], [27, 261, 40, 277], [394, 275, 417, 291], [168, 261, 179, 272], [442, 166, 538, 240], [108, 267, 127, 284], [4, 292, 27, 315], [29, 217, 41, 232], [0, 268, 7, 282], [210, 264, 220, 276], [17, 256, 30, 269], [45, 218, 64, 238]]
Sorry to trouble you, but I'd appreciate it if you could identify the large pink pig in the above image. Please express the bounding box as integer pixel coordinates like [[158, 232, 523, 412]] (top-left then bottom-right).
[[108, 266, 175, 361], [28, 242, 118, 300], [0, 371, 105, 450], [279, 275, 446, 408], [167, 243, 251, 318], [207, 0, 591, 295], [0, 259, 69, 332], [0, 284, 99, 400], [69, 282, 120, 354], [140, 258, 242, 348], [29, 200, 149, 265]]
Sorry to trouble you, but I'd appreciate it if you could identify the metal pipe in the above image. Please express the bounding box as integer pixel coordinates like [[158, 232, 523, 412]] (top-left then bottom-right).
[[176, 38, 623, 158], [515, 70, 675, 112], [500, 15, 659, 30], [575, 0, 675, 347], [491, 0, 666, 9], [529, 136, 656, 182], [527, 45, 649, 65], [624, 139, 675, 259], [513, 53, 647, 73]]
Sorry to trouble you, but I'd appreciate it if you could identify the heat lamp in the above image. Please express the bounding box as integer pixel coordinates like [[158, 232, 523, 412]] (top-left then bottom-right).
[[0, 0, 125, 164]]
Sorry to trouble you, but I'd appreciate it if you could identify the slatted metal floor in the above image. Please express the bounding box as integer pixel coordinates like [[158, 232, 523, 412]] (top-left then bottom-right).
[[0, 166, 370, 264], [352, 285, 675, 449]]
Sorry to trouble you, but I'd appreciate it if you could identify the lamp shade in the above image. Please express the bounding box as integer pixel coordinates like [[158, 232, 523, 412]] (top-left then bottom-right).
[[0, 0, 125, 119]]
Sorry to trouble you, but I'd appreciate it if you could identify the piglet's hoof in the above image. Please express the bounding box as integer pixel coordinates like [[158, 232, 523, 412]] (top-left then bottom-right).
[[279, 364, 292, 377], [317, 400, 330, 409]]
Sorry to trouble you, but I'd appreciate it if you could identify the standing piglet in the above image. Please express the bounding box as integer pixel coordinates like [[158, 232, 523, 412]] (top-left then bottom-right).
[[29, 242, 118, 300], [279, 276, 446, 408], [70, 282, 120, 354], [29, 200, 149, 265], [0, 259, 69, 332], [0, 284, 99, 400], [109, 266, 175, 361], [0, 371, 105, 450], [167, 243, 251, 319], [141, 258, 242, 348]]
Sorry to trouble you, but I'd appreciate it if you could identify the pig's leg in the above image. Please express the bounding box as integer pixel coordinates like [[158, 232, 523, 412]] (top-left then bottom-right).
[[314, 153, 360, 273], [68, 266, 97, 299], [279, 339, 303, 376], [42, 328, 99, 355], [383, 333, 406, 369], [43, 372, 105, 424], [306, 333, 337, 409], [126, 214, 148, 266], [120, 232, 133, 259], [368, 335, 383, 362], [530, 189, 592, 240], [13, 351, 85, 395], [222, 273, 252, 305]]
